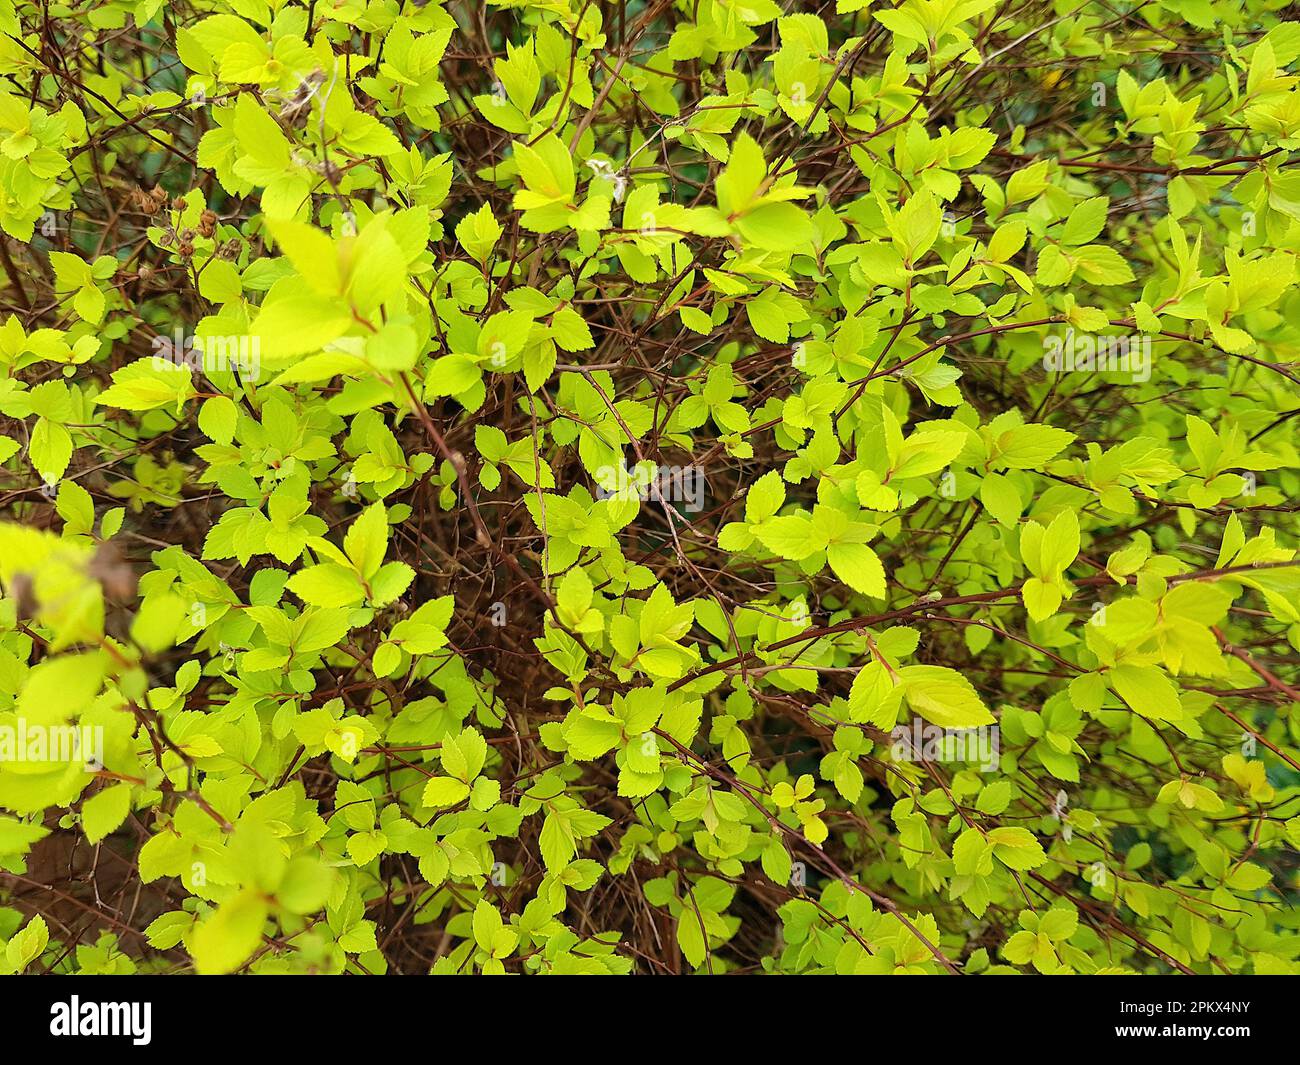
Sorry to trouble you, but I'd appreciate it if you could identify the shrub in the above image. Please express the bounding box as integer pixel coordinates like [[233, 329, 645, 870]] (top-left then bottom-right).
[[0, 0, 1297, 976]]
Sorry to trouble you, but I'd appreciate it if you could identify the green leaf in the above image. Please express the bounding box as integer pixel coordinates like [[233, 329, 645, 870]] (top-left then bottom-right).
[[5, 915, 48, 973], [288, 564, 365, 607], [987, 827, 1047, 870], [421, 776, 470, 808], [1109, 664, 1182, 721], [344, 502, 390, 580], [677, 909, 707, 968], [1059, 197, 1108, 246], [95, 360, 197, 412], [190, 890, 269, 975], [826, 542, 886, 597], [899, 665, 995, 728], [81, 784, 131, 843]]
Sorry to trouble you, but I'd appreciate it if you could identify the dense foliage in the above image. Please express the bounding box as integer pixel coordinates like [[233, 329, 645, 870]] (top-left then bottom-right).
[[0, 0, 1297, 976]]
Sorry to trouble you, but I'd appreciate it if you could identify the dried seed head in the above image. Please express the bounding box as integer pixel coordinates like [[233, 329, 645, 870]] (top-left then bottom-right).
[[134, 187, 159, 215]]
